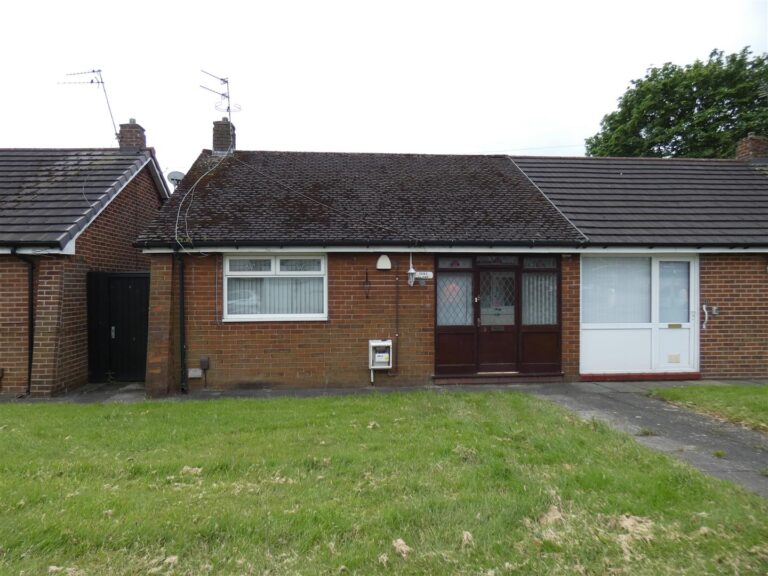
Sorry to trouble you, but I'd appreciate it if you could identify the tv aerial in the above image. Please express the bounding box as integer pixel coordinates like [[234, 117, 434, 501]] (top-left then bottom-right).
[[200, 70, 241, 123], [60, 69, 118, 142]]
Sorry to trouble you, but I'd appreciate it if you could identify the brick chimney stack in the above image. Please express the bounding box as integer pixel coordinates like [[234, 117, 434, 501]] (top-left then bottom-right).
[[212, 117, 235, 155], [118, 118, 146, 151], [736, 133, 768, 160]]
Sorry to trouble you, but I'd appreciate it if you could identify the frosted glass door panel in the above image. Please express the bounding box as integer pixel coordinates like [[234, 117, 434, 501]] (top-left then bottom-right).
[[437, 273, 473, 326], [479, 272, 515, 326], [659, 262, 690, 323]]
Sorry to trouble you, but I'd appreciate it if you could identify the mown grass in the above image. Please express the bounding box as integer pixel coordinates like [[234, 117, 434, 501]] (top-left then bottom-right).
[[0, 392, 766, 575], [650, 384, 768, 432]]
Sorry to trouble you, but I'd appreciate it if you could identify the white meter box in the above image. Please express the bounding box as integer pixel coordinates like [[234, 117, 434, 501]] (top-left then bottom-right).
[[368, 339, 393, 370]]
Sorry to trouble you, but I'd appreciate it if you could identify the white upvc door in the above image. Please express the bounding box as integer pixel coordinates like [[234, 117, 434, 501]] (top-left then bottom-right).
[[652, 257, 698, 371], [580, 255, 698, 374]]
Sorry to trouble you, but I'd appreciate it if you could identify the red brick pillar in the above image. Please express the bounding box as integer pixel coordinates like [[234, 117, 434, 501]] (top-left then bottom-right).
[[561, 254, 580, 381], [0, 256, 32, 395], [31, 258, 65, 396], [145, 254, 178, 397]]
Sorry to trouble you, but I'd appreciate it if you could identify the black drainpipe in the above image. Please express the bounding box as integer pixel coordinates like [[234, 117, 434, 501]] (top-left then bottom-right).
[[176, 252, 188, 394], [11, 248, 34, 397]]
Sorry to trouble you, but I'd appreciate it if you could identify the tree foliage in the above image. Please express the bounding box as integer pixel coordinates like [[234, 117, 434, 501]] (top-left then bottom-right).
[[585, 48, 768, 158]]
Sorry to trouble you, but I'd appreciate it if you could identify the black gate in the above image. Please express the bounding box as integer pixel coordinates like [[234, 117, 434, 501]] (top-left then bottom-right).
[[87, 272, 150, 382]]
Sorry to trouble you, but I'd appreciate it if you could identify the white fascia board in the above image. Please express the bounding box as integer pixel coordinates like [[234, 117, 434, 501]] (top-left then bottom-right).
[[0, 246, 69, 255], [141, 245, 768, 254]]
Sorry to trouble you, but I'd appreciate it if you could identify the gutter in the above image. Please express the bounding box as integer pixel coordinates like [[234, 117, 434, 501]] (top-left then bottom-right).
[[10, 248, 34, 397]]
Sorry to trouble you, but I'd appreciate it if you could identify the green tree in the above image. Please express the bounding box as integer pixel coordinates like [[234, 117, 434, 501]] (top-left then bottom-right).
[[585, 48, 768, 158]]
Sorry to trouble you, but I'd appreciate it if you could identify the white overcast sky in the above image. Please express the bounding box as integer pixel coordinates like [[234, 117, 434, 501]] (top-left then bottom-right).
[[1, 0, 766, 176]]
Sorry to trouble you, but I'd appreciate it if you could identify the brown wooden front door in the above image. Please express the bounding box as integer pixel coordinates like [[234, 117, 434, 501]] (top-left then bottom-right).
[[434, 255, 561, 376], [477, 270, 518, 371]]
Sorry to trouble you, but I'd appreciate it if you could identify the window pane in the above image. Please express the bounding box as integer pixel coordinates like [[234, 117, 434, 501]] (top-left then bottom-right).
[[264, 278, 324, 313], [229, 258, 271, 272], [279, 258, 321, 272], [659, 262, 689, 323], [524, 256, 557, 269], [437, 273, 473, 326], [227, 277, 264, 314], [228, 277, 324, 315], [480, 271, 515, 326], [523, 272, 557, 325], [437, 257, 472, 269], [582, 257, 651, 323]]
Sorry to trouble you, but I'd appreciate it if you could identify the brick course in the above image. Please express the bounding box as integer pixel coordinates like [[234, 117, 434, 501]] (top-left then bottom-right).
[[560, 254, 580, 381], [699, 254, 768, 378], [0, 257, 32, 394]]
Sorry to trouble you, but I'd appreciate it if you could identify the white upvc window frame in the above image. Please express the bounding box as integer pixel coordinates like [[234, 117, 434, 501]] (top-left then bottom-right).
[[223, 254, 328, 322]]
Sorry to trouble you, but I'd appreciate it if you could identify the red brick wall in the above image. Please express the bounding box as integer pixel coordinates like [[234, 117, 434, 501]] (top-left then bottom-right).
[[0, 257, 32, 395], [29, 258, 65, 395], [560, 254, 580, 381], [145, 254, 179, 396], [149, 253, 435, 393], [0, 165, 164, 396], [75, 169, 159, 272], [699, 255, 768, 378]]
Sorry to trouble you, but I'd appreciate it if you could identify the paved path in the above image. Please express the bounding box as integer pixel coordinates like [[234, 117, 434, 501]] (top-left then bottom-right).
[[530, 380, 768, 498]]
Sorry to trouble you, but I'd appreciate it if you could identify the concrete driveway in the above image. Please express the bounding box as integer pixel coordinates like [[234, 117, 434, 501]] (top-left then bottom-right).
[[530, 380, 768, 498]]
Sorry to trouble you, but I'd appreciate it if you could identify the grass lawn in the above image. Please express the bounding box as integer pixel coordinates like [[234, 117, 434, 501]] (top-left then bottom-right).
[[1, 392, 767, 575], [650, 384, 768, 432]]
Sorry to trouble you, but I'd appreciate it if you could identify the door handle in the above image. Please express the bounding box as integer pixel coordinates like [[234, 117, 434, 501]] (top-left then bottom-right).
[[110, 326, 116, 339]]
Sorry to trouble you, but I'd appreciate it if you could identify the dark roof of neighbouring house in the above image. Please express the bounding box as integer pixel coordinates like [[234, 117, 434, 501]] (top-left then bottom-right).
[[512, 156, 768, 246], [136, 151, 587, 248], [0, 149, 169, 249]]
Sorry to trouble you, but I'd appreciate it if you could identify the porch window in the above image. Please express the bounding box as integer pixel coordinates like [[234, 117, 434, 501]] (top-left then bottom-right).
[[224, 255, 327, 321], [582, 257, 651, 323]]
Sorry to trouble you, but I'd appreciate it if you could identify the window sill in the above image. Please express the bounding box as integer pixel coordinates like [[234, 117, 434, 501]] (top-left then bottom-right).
[[222, 315, 328, 323]]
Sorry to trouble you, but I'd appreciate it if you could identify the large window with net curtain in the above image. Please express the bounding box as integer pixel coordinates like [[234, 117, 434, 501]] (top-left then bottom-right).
[[224, 255, 327, 321]]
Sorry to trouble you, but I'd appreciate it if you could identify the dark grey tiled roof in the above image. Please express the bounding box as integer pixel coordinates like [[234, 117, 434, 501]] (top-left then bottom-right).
[[513, 156, 768, 246], [137, 151, 586, 248], [0, 149, 164, 249]]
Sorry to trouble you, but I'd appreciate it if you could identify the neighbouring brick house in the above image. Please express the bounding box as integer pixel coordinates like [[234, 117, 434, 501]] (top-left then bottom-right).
[[136, 121, 768, 396], [0, 120, 170, 396]]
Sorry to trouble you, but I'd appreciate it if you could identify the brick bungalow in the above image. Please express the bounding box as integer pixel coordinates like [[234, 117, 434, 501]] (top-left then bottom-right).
[[136, 121, 768, 396], [0, 120, 170, 396]]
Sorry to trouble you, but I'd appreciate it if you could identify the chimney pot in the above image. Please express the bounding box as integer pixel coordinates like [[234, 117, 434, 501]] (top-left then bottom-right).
[[212, 117, 236, 155], [118, 119, 146, 151], [736, 133, 768, 160]]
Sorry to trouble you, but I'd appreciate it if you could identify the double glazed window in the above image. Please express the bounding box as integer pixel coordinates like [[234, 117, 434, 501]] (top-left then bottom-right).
[[582, 256, 691, 324], [224, 255, 327, 321]]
